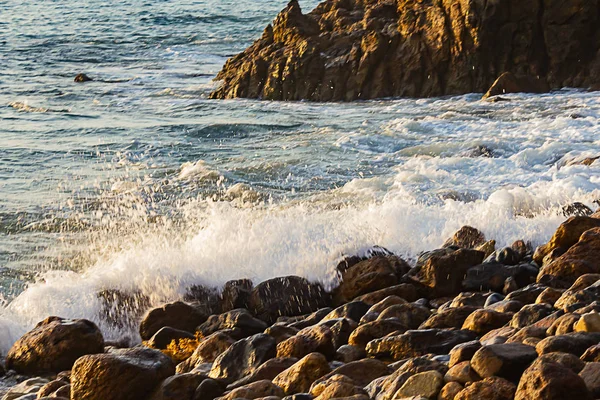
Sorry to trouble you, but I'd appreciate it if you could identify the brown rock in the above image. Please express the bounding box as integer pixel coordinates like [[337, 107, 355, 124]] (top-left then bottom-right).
[[71, 347, 175, 400], [139, 301, 207, 340], [537, 352, 585, 373], [219, 380, 284, 400], [574, 312, 600, 332], [579, 362, 600, 397], [471, 343, 537, 382], [509, 304, 555, 329], [546, 313, 580, 335], [359, 295, 407, 323], [533, 217, 600, 266], [198, 309, 268, 339], [455, 376, 516, 400], [450, 292, 490, 308], [177, 331, 235, 373], [37, 380, 68, 398], [443, 226, 486, 249], [505, 284, 548, 304], [515, 358, 592, 400], [316, 358, 392, 388], [554, 274, 600, 311], [335, 344, 365, 363], [420, 306, 479, 330], [535, 287, 564, 305], [272, 352, 331, 395], [461, 309, 513, 335], [150, 373, 206, 400], [264, 324, 300, 344], [227, 357, 297, 390], [395, 370, 444, 399], [444, 361, 481, 385], [310, 374, 365, 400], [376, 303, 431, 329], [353, 283, 418, 305], [449, 341, 482, 368], [536, 332, 600, 356], [276, 324, 334, 359], [482, 72, 549, 99], [147, 327, 195, 350], [582, 344, 600, 362], [348, 319, 407, 348], [479, 326, 518, 345], [221, 279, 253, 312], [438, 382, 463, 400], [6, 317, 104, 375]]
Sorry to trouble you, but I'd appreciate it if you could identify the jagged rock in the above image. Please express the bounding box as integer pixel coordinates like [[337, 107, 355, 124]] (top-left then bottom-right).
[[534, 216, 600, 265], [198, 309, 268, 339], [445, 361, 481, 385], [227, 357, 298, 390], [479, 326, 517, 345], [348, 319, 407, 348], [176, 331, 236, 373], [485, 299, 524, 313], [366, 329, 476, 361], [334, 256, 409, 304], [536, 332, 600, 356], [450, 292, 490, 308], [218, 380, 285, 400], [482, 72, 549, 99], [6, 317, 104, 375], [147, 327, 195, 350], [455, 376, 516, 400], [419, 306, 479, 330], [395, 370, 444, 399], [287, 308, 332, 330], [139, 302, 207, 340], [327, 317, 356, 348], [546, 313, 579, 335], [505, 284, 548, 304], [209, 333, 276, 384], [2, 377, 50, 400], [184, 285, 223, 316], [74, 73, 93, 82], [249, 276, 331, 323], [272, 353, 331, 395], [471, 343, 537, 382], [150, 373, 206, 400], [407, 249, 485, 297], [554, 274, 600, 311], [461, 309, 513, 335], [579, 362, 600, 397], [276, 324, 335, 360], [37, 380, 69, 398], [443, 226, 486, 249], [71, 347, 175, 400], [515, 358, 592, 400], [563, 202, 594, 217]]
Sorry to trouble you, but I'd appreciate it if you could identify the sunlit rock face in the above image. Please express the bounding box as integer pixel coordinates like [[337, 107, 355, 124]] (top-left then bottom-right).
[[211, 0, 600, 101]]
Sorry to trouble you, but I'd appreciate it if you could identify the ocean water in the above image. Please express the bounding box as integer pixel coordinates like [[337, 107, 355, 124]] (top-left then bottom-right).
[[1, 0, 600, 352]]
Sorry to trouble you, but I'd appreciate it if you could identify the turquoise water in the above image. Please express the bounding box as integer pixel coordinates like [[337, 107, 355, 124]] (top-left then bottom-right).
[[1, 0, 599, 349]]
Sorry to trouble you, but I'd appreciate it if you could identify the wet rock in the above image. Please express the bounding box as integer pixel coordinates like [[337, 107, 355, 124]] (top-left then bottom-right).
[[579, 362, 600, 397], [563, 202, 594, 217], [509, 304, 555, 329], [407, 249, 485, 297], [482, 72, 549, 99], [97, 289, 150, 329], [348, 319, 407, 348], [371, 357, 448, 400], [505, 284, 547, 304], [276, 324, 335, 360], [272, 353, 331, 395], [209, 333, 276, 384], [445, 361, 481, 385], [515, 358, 592, 400], [443, 226, 486, 249], [484, 293, 505, 308], [6, 317, 104, 375], [536, 332, 600, 356], [150, 373, 206, 400], [366, 329, 476, 361], [574, 312, 600, 332], [419, 306, 479, 330], [538, 352, 585, 373], [461, 309, 513, 335], [471, 343, 537, 382], [177, 331, 236, 373], [359, 295, 407, 323], [479, 326, 517, 345], [194, 379, 226, 400], [455, 376, 516, 400], [476, 240, 497, 258], [287, 308, 332, 330], [74, 73, 93, 82], [249, 276, 331, 323], [140, 301, 207, 340], [198, 309, 268, 339], [463, 262, 537, 293], [554, 274, 600, 311], [395, 370, 444, 399], [265, 324, 300, 344], [221, 279, 253, 312], [449, 341, 482, 368], [376, 303, 430, 329], [328, 317, 356, 349], [534, 216, 600, 266], [71, 347, 175, 400], [334, 256, 409, 304], [322, 302, 370, 324], [219, 380, 285, 400], [352, 284, 418, 305], [227, 357, 298, 390], [148, 327, 195, 350]]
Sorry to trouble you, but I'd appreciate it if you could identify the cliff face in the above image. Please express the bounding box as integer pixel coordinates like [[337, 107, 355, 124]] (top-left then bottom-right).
[[210, 0, 600, 101]]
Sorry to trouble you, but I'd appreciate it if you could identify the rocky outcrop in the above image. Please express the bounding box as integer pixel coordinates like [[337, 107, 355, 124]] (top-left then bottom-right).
[[211, 0, 600, 101]]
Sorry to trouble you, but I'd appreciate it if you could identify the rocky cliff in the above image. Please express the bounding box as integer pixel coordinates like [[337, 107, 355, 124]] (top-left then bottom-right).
[[210, 0, 600, 101]]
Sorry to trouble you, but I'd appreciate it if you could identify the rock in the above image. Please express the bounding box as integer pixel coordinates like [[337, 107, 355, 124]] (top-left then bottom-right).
[[515, 358, 592, 400], [366, 329, 476, 361], [479, 326, 517, 345], [227, 357, 298, 390], [348, 319, 407, 348], [535, 287, 564, 305], [209, 333, 276, 383], [317, 358, 392, 388], [71, 347, 175, 400], [194, 379, 226, 400], [395, 370, 444, 399], [265, 324, 300, 344], [2, 377, 49, 400], [463, 262, 537, 293], [353, 284, 418, 305], [482, 72, 549, 99], [272, 353, 331, 395], [505, 284, 548, 304], [74, 73, 93, 82], [176, 331, 236, 373], [184, 285, 223, 316], [6, 317, 104, 375], [288, 308, 332, 330], [376, 303, 431, 329], [470, 343, 537, 382], [438, 382, 463, 400], [449, 341, 482, 368], [334, 256, 409, 304], [249, 276, 331, 323], [546, 313, 579, 335], [328, 317, 356, 348], [483, 293, 505, 308], [37, 380, 68, 398], [198, 309, 268, 339], [536, 332, 600, 356], [97, 289, 150, 329], [276, 324, 335, 360], [359, 295, 407, 323], [150, 373, 206, 400], [322, 302, 370, 324], [485, 300, 524, 314], [579, 362, 600, 397], [310, 374, 365, 399], [140, 302, 207, 340], [537, 352, 585, 373], [455, 376, 516, 400], [461, 309, 513, 335], [443, 226, 486, 249], [219, 380, 285, 400], [563, 202, 594, 217], [574, 312, 600, 332], [407, 249, 485, 297], [582, 345, 600, 362], [450, 292, 490, 308], [221, 279, 253, 312], [444, 361, 481, 385], [371, 357, 448, 400], [534, 216, 600, 265], [147, 327, 195, 349], [510, 304, 555, 329], [476, 240, 497, 258], [419, 306, 479, 330], [554, 274, 600, 311], [335, 344, 365, 363]]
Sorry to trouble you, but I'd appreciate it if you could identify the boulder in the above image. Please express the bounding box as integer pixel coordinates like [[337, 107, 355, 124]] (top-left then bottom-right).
[[348, 319, 407, 348], [371, 357, 448, 400], [419, 306, 479, 330], [316, 358, 392, 388], [554, 274, 600, 311], [218, 380, 285, 400], [276, 324, 335, 360], [194, 379, 226, 400], [328, 317, 356, 348], [546, 313, 580, 335], [538, 227, 600, 286], [198, 309, 267, 339], [407, 249, 485, 297], [470, 343, 538, 382], [449, 341, 482, 367], [221, 279, 253, 312], [2, 377, 49, 400], [71, 347, 175, 400], [272, 353, 331, 395], [227, 357, 298, 390], [438, 382, 464, 400], [352, 283, 418, 305], [176, 331, 236, 373], [582, 344, 600, 362], [249, 276, 331, 323], [310, 374, 365, 400], [534, 217, 600, 266], [450, 292, 490, 308], [455, 376, 516, 400], [535, 287, 564, 305], [574, 312, 600, 332], [444, 361, 481, 385], [536, 332, 600, 356], [395, 370, 444, 399], [461, 309, 513, 335], [359, 295, 407, 323], [6, 317, 104, 375], [515, 358, 592, 400], [375, 303, 431, 329], [209, 333, 276, 383], [579, 362, 600, 398], [150, 373, 206, 400], [335, 344, 365, 363], [321, 302, 370, 324], [139, 302, 207, 340], [505, 284, 548, 304], [443, 226, 486, 249], [537, 352, 585, 373], [509, 304, 555, 329], [287, 308, 332, 330], [463, 263, 538, 293], [265, 324, 300, 344], [147, 327, 195, 350], [482, 72, 550, 99]]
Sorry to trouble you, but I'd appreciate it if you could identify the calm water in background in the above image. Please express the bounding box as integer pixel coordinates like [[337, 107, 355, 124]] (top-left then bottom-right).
[[1, 0, 600, 350]]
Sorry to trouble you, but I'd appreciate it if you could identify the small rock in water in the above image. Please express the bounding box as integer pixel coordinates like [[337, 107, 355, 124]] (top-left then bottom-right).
[[74, 73, 93, 82], [563, 202, 593, 217]]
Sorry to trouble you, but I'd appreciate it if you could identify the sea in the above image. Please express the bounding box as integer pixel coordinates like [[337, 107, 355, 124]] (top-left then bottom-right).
[[1, 0, 599, 353]]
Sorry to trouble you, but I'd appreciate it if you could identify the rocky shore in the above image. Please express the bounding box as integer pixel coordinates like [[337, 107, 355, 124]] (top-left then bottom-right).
[[210, 0, 600, 101], [3, 208, 600, 399]]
